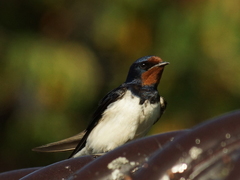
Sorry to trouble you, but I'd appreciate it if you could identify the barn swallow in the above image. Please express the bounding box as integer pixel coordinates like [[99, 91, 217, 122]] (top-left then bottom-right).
[[33, 56, 169, 158]]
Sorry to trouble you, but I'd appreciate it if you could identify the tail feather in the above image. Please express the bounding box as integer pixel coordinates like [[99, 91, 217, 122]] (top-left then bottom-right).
[[32, 131, 86, 152]]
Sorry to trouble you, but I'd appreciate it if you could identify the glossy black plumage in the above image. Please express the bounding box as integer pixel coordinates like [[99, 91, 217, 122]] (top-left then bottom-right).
[[32, 56, 169, 158], [69, 85, 127, 157]]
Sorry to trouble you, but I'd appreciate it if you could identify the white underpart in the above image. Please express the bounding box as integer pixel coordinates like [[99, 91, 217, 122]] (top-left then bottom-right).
[[73, 90, 160, 157]]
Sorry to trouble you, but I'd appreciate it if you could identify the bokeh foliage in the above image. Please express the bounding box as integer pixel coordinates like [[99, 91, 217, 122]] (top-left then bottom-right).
[[0, 0, 239, 172]]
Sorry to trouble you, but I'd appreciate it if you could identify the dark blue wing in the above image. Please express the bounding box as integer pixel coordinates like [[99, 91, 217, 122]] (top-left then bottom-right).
[[69, 84, 127, 158]]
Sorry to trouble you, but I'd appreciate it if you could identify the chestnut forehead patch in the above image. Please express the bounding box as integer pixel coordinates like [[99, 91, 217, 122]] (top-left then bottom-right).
[[147, 56, 163, 64]]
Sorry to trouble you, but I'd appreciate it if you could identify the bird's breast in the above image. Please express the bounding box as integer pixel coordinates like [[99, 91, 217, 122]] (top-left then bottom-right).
[[86, 90, 160, 154]]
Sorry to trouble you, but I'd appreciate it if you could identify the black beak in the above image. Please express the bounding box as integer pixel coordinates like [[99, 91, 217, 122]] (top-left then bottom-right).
[[151, 61, 170, 69]]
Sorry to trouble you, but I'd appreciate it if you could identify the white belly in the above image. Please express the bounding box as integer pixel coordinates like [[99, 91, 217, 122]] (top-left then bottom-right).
[[74, 90, 160, 157]]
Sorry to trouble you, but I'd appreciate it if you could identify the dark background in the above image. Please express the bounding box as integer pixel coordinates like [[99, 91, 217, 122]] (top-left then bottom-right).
[[0, 0, 239, 172]]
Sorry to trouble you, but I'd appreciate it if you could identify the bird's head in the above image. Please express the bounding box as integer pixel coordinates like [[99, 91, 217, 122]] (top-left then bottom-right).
[[125, 56, 169, 88]]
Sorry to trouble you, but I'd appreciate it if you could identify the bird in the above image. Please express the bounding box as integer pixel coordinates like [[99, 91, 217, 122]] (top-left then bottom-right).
[[32, 56, 169, 158]]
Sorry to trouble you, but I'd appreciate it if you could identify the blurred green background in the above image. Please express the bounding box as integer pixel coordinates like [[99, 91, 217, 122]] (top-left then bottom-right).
[[0, 0, 239, 172]]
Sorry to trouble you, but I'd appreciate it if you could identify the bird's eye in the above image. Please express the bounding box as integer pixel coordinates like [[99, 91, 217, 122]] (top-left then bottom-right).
[[140, 62, 147, 69]]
